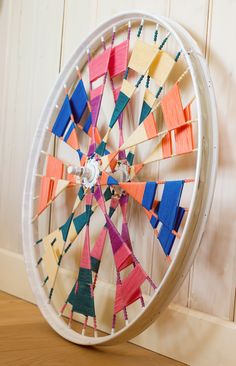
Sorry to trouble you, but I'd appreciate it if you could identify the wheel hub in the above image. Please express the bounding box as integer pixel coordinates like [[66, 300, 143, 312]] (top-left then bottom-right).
[[67, 158, 131, 189], [67, 158, 100, 189]]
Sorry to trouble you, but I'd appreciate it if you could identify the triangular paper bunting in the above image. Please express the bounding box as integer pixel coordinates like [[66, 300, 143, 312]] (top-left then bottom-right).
[[99, 151, 118, 171], [89, 47, 111, 82], [64, 124, 80, 150], [120, 113, 158, 150], [52, 179, 70, 199], [52, 96, 72, 137], [108, 39, 129, 79], [158, 180, 184, 230], [90, 227, 108, 273], [46, 155, 64, 179], [70, 79, 88, 123], [161, 83, 185, 130], [100, 171, 118, 186], [119, 182, 145, 206], [143, 139, 164, 164], [129, 164, 144, 180], [105, 215, 134, 271], [128, 39, 158, 75], [174, 103, 194, 154], [149, 51, 175, 86], [80, 226, 92, 269], [109, 79, 136, 129], [90, 88, 104, 126], [114, 264, 147, 314], [119, 182, 157, 210]]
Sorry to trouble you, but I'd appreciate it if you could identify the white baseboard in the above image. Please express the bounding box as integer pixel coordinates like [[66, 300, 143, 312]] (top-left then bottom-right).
[[0, 247, 236, 366], [0, 248, 35, 303]]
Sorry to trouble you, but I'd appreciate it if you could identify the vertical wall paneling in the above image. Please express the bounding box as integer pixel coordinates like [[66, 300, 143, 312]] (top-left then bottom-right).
[[189, 0, 236, 321], [1, 0, 236, 340], [0, 0, 65, 253], [61, 0, 98, 68], [167, 0, 211, 307]]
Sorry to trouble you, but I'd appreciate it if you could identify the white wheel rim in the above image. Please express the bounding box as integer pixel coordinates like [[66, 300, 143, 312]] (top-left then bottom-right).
[[22, 11, 218, 345]]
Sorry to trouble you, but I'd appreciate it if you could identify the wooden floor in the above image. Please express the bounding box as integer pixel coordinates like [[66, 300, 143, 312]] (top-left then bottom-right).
[[0, 292, 187, 366]]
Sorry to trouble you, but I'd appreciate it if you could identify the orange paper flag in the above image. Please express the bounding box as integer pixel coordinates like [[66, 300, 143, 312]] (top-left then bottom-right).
[[162, 132, 172, 158], [161, 83, 185, 130], [38, 176, 54, 215], [174, 104, 194, 154], [46, 156, 64, 179]]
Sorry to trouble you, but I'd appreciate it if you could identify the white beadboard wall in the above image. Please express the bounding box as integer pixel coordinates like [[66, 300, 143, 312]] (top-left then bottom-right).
[[1, 0, 236, 364]]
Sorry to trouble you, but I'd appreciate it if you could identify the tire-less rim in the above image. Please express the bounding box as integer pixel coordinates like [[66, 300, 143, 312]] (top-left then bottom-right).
[[22, 11, 217, 345]]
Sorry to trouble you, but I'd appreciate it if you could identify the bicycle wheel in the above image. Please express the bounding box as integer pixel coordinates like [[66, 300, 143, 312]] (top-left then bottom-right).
[[22, 11, 217, 345]]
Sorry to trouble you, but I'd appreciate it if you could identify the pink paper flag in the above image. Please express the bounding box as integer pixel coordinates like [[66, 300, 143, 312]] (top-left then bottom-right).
[[108, 40, 129, 79], [89, 47, 111, 82]]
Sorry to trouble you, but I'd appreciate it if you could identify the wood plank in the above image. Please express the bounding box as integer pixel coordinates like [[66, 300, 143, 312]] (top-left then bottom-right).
[[164, 0, 211, 307], [96, 0, 168, 22], [0, 0, 64, 253], [0, 291, 186, 366], [61, 0, 98, 67], [189, 0, 236, 321]]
